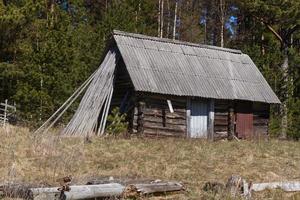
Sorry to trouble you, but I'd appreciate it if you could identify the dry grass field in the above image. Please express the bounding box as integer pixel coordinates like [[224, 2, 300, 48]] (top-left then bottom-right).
[[0, 125, 300, 199]]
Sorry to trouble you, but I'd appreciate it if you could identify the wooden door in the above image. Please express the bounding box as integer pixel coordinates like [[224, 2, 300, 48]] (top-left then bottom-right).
[[190, 100, 208, 138], [235, 102, 253, 139]]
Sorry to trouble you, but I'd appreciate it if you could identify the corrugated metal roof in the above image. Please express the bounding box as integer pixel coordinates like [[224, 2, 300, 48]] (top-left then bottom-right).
[[113, 30, 280, 104]]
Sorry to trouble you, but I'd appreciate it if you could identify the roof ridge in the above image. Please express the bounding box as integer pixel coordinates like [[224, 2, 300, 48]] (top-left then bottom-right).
[[113, 30, 242, 54]]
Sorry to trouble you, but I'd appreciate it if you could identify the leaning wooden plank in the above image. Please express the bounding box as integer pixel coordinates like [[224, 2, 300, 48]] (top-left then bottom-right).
[[32, 183, 125, 200], [0, 103, 15, 109], [251, 181, 300, 192], [123, 182, 184, 198]]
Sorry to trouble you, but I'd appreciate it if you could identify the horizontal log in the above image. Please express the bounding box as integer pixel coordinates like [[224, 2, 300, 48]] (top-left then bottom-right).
[[144, 108, 186, 114], [123, 182, 184, 198], [31, 184, 125, 200], [143, 113, 186, 120], [214, 115, 228, 120], [251, 182, 300, 192], [214, 126, 228, 132], [143, 121, 186, 130], [214, 112, 228, 116], [143, 116, 186, 125], [143, 124, 185, 132], [214, 119, 228, 126]]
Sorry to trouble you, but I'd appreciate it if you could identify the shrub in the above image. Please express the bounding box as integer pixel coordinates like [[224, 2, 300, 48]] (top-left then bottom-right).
[[106, 107, 128, 136]]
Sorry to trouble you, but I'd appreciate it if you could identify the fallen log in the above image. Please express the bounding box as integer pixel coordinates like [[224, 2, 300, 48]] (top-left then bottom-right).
[[32, 183, 125, 200], [251, 181, 300, 192], [220, 175, 300, 200], [123, 181, 184, 198], [86, 176, 161, 185]]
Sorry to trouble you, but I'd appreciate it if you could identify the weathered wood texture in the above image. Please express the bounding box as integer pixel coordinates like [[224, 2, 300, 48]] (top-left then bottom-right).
[[251, 181, 300, 192], [133, 93, 187, 137], [105, 58, 136, 133], [110, 59, 134, 110], [123, 182, 184, 198], [214, 100, 229, 139], [253, 102, 270, 139], [32, 184, 125, 200]]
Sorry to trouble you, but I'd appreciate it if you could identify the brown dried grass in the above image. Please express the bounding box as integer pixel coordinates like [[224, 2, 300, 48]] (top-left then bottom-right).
[[0, 125, 299, 199]]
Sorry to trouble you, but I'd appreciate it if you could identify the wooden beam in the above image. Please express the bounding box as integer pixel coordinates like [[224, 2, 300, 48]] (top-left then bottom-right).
[[228, 106, 235, 140], [186, 98, 191, 138], [123, 182, 184, 198], [251, 182, 300, 192], [208, 99, 214, 140], [137, 101, 145, 135], [31, 184, 125, 200], [100, 85, 114, 135]]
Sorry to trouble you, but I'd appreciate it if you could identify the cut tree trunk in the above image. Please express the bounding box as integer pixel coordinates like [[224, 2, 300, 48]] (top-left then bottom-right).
[[31, 184, 124, 200], [123, 181, 184, 198], [252, 181, 300, 192]]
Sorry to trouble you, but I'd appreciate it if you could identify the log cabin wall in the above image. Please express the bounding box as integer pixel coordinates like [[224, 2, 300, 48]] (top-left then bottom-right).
[[133, 93, 187, 137], [253, 102, 270, 138], [214, 100, 229, 139]]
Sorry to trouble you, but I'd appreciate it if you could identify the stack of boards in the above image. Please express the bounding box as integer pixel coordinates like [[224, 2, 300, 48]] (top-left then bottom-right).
[[35, 49, 119, 137]]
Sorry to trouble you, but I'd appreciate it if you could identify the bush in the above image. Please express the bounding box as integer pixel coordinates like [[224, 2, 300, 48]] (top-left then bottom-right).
[[106, 107, 128, 136], [287, 98, 300, 140]]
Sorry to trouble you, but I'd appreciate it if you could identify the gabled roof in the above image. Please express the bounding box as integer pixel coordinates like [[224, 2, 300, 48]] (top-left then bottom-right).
[[113, 30, 280, 104]]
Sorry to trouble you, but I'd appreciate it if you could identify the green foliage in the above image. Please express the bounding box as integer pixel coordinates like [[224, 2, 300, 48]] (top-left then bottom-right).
[[0, 0, 300, 139], [287, 98, 300, 140], [106, 107, 128, 136]]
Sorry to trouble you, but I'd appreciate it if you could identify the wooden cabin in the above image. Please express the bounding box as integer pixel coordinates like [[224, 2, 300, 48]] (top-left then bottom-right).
[[92, 30, 280, 139]]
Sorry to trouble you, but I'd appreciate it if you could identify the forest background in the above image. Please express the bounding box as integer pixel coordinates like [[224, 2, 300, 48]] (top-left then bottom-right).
[[0, 0, 299, 139]]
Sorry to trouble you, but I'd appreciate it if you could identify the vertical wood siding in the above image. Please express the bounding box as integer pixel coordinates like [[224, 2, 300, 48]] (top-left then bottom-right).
[[253, 102, 270, 139]]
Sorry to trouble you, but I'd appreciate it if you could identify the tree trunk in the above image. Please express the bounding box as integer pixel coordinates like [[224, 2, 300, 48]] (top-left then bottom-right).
[[220, 0, 225, 47], [135, 1, 141, 33], [166, 0, 170, 37], [31, 184, 125, 200], [123, 182, 184, 198], [172, 1, 178, 40], [158, 0, 161, 37], [280, 47, 289, 139], [160, 0, 164, 38]]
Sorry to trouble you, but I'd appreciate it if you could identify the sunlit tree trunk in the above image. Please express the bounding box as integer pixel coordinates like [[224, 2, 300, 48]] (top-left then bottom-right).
[[219, 0, 225, 47], [166, 0, 170, 38], [173, 1, 178, 40], [160, 0, 164, 38], [158, 0, 161, 37], [280, 46, 289, 138]]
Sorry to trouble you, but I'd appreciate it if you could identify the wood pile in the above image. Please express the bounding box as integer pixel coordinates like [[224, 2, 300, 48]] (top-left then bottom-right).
[[34, 48, 119, 137], [123, 181, 184, 198], [0, 178, 185, 200], [204, 175, 300, 199]]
